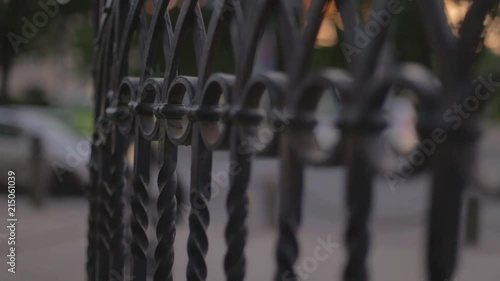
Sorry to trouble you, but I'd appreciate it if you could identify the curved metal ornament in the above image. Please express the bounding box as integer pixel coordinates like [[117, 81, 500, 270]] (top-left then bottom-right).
[[89, 1, 500, 281]]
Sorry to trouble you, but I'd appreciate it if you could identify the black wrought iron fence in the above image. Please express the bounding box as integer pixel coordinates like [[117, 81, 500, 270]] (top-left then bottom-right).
[[89, 0, 500, 281]]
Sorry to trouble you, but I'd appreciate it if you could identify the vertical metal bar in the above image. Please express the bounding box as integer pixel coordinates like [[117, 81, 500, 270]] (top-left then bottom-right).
[[464, 196, 480, 245], [88, 142, 99, 281], [89, 5, 106, 275], [110, 136, 129, 281], [154, 138, 178, 281], [427, 142, 473, 281], [187, 126, 212, 281], [130, 129, 151, 281], [97, 142, 113, 281], [275, 134, 304, 281], [93, 0, 100, 35], [109, 1, 131, 278], [343, 135, 373, 281], [94, 11, 114, 281], [224, 129, 251, 281]]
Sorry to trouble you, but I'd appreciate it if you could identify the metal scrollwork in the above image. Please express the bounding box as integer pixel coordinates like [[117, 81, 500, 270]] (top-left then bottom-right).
[[89, 0, 500, 281]]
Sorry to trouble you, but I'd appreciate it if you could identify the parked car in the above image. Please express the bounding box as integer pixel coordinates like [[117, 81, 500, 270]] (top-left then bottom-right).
[[0, 106, 89, 197]]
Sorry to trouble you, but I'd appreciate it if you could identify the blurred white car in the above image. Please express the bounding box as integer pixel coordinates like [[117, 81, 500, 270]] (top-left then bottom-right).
[[0, 106, 90, 196]]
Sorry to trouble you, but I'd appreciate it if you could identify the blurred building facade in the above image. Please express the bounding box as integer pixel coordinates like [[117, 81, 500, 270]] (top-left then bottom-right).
[[10, 54, 92, 106]]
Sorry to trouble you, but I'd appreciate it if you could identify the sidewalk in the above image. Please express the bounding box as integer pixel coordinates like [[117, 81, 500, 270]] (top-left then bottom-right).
[[1, 196, 499, 281]]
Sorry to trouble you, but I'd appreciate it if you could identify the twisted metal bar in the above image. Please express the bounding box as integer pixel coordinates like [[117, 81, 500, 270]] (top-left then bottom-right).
[[427, 142, 474, 281], [97, 144, 113, 281], [154, 140, 178, 281], [87, 186, 98, 281], [94, 2, 115, 279], [275, 136, 303, 281], [87, 145, 99, 281], [110, 137, 129, 281], [343, 137, 373, 281], [130, 132, 151, 281], [224, 132, 251, 281], [186, 127, 212, 281]]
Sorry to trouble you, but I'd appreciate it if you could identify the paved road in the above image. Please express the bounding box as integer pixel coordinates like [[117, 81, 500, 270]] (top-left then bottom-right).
[[1, 195, 499, 281], [1, 128, 500, 281]]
